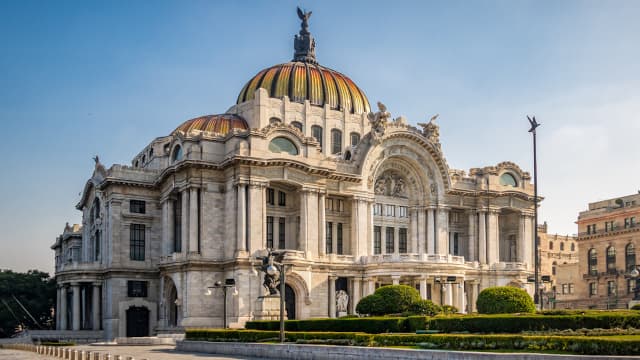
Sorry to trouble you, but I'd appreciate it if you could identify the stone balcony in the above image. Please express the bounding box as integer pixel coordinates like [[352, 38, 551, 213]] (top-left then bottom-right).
[[362, 253, 466, 265], [492, 261, 528, 271], [56, 261, 102, 274]]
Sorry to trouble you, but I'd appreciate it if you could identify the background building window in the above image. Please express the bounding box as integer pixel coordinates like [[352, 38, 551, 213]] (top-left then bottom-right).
[[331, 129, 342, 154], [589, 282, 597, 296], [326, 222, 333, 254], [386, 227, 394, 253], [130, 224, 145, 261], [127, 281, 148, 297], [373, 203, 382, 216], [350, 132, 360, 146], [266, 216, 274, 249], [560, 242, 565, 251], [571, 243, 575, 251], [549, 241, 554, 250], [374, 226, 381, 254], [311, 125, 323, 150], [337, 223, 343, 255], [606, 246, 616, 274], [130, 200, 146, 214], [278, 217, 285, 249], [626, 243, 636, 272], [607, 281, 617, 296], [399, 228, 407, 253], [588, 248, 598, 275]]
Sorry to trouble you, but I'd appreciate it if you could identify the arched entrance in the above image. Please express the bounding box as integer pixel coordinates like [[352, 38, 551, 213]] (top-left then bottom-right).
[[168, 285, 178, 327], [285, 284, 296, 320], [126, 306, 149, 337]]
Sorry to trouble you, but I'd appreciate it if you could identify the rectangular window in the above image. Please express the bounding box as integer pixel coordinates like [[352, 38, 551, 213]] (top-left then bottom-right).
[[625, 218, 631, 229], [312, 125, 323, 151], [130, 200, 146, 214], [562, 284, 568, 294], [399, 228, 407, 253], [337, 223, 343, 255], [399, 206, 408, 218], [453, 232, 459, 255], [589, 282, 597, 296], [374, 226, 381, 254], [451, 212, 460, 223], [608, 281, 617, 296], [267, 188, 275, 205], [266, 216, 274, 249], [386, 227, 394, 253], [628, 279, 636, 294], [587, 224, 596, 234], [569, 283, 575, 294], [350, 132, 360, 147], [337, 199, 344, 212], [385, 205, 395, 217], [326, 198, 334, 210], [605, 221, 615, 232], [278, 191, 286, 206], [278, 217, 285, 249], [127, 281, 148, 297], [326, 222, 333, 254], [373, 203, 382, 216], [130, 224, 145, 261]]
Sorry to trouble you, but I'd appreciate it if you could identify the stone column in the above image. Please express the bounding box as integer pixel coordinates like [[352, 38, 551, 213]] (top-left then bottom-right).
[[328, 276, 336, 318], [394, 227, 399, 256], [352, 278, 361, 314], [444, 283, 453, 306], [167, 196, 175, 253], [161, 200, 169, 256], [189, 187, 199, 253], [55, 286, 61, 330], [478, 211, 487, 264], [248, 183, 265, 252], [59, 285, 67, 330], [392, 275, 400, 286], [467, 282, 477, 313], [299, 191, 309, 253], [467, 211, 477, 262], [411, 207, 419, 254], [518, 213, 526, 263], [417, 208, 426, 255], [319, 193, 326, 256], [236, 183, 247, 254], [180, 190, 189, 253], [487, 210, 500, 264], [92, 283, 100, 330], [427, 208, 435, 254], [419, 277, 428, 299], [366, 278, 376, 297], [71, 283, 81, 331], [436, 207, 449, 255]]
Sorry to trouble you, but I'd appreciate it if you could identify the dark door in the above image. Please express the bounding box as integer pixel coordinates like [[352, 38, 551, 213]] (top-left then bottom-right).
[[285, 285, 296, 320], [126, 306, 149, 337]]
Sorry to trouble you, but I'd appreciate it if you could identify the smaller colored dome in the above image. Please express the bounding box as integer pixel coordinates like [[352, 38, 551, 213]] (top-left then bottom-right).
[[173, 114, 249, 137]]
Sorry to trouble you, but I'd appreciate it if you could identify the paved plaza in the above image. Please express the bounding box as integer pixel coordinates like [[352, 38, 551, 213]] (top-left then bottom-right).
[[0, 345, 265, 360]]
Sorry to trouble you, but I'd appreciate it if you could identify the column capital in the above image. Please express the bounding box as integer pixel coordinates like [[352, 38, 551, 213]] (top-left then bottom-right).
[[248, 180, 268, 189], [300, 186, 323, 194], [519, 210, 535, 218], [70, 282, 81, 287], [328, 275, 338, 280]]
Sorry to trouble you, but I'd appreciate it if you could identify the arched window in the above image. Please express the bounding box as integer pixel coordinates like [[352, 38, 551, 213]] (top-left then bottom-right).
[[606, 246, 616, 274], [269, 137, 298, 155], [549, 241, 554, 250], [291, 121, 303, 132], [331, 129, 342, 154], [588, 248, 598, 276], [311, 125, 323, 150], [560, 242, 565, 251], [626, 243, 636, 272], [552, 261, 557, 276], [499, 173, 518, 187], [134, 160, 139, 167], [571, 243, 575, 252], [149, 147, 153, 157], [269, 117, 282, 125], [172, 145, 183, 163], [94, 230, 100, 261], [141, 155, 146, 164], [350, 132, 360, 147]]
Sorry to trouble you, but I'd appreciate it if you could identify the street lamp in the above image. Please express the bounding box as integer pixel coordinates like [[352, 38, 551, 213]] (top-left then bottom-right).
[[629, 267, 640, 301], [527, 115, 541, 306], [205, 278, 237, 329]]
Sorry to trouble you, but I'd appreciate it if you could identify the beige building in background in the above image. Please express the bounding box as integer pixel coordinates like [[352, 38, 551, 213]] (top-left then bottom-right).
[[51, 11, 537, 340], [562, 193, 640, 309], [536, 222, 578, 308]]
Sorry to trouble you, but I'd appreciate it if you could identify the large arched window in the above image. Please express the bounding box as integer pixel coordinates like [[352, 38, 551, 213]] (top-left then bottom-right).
[[172, 145, 183, 163], [588, 248, 598, 275], [606, 246, 616, 274], [626, 243, 636, 272], [499, 173, 518, 187], [291, 121, 303, 132], [331, 129, 342, 154], [269, 137, 298, 155], [311, 125, 323, 150]]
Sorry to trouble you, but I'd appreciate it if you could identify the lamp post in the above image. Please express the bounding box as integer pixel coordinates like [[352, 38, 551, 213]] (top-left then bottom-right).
[[630, 267, 640, 301], [527, 115, 541, 306], [206, 278, 236, 329]]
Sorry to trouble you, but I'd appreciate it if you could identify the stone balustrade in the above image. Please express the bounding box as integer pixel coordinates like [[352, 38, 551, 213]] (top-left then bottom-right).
[[363, 253, 466, 264]]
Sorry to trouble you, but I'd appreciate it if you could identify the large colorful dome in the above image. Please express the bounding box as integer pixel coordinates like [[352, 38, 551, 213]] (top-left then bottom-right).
[[173, 114, 248, 137], [235, 9, 370, 115]]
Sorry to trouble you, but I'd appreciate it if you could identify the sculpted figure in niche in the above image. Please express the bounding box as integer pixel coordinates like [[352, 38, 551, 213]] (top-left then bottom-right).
[[374, 171, 408, 198], [393, 177, 406, 197], [336, 290, 349, 313], [374, 178, 387, 195]]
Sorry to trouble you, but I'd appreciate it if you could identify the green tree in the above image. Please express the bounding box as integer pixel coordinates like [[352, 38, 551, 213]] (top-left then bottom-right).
[[0, 269, 57, 337], [476, 286, 535, 314]]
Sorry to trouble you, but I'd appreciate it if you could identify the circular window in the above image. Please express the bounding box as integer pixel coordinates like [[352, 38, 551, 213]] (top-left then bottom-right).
[[499, 173, 517, 187], [269, 137, 298, 155], [172, 145, 183, 162]]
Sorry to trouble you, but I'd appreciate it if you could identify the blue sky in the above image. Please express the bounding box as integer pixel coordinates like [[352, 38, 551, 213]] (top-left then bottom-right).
[[1, 1, 639, 274]]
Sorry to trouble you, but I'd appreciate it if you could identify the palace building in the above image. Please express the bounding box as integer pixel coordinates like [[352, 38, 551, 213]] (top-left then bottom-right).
[[51, 10, 536, 340]]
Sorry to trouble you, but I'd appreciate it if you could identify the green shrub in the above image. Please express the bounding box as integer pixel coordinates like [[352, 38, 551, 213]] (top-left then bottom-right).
[[441, 305, 459, 315], [375, 285, 421, 314], [246, 317, 410, 333], [407, 299, 441, 316], [476, 286, 535, 314], [355, 294, 385, 315]]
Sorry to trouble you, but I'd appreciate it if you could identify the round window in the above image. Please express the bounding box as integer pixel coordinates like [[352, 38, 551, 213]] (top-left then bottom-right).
[[499, 173, 517, 187]]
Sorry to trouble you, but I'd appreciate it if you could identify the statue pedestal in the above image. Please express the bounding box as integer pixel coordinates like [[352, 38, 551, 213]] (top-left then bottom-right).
[[337, 311, 348, 318], [254, 296, 285, 321]]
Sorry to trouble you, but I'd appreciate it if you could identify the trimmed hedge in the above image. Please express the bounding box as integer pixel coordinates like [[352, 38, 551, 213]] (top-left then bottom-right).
[[476, 286, 535, 314], [246, 316, 419, 333], [185, 329, 640, 355]]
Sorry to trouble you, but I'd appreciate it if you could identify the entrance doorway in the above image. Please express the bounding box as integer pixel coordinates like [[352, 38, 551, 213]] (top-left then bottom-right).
[[126, 306, 149, 337], [285, 284, 296, 320]]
